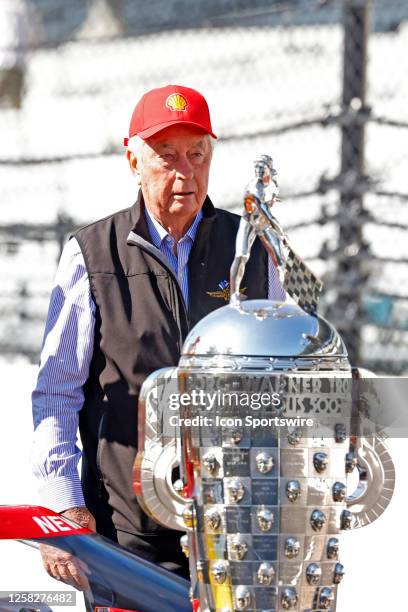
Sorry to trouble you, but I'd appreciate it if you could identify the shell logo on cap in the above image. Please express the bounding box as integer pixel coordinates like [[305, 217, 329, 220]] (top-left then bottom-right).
[[166, 93, 188, 111]]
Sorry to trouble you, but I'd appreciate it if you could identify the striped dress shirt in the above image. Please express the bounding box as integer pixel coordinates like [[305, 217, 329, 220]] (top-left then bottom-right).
[[31, 205, 286, 512]]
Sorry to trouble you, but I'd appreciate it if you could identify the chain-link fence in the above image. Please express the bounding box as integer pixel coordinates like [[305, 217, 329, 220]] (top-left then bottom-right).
[[0, 0, 407, 371]]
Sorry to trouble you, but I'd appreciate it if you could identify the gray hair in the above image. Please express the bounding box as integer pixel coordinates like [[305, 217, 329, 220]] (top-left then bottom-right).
[[127, 135, 145, 158]]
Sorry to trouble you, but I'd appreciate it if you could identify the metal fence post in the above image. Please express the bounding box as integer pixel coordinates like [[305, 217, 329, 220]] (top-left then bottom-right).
[[333, 0, 373, 365]]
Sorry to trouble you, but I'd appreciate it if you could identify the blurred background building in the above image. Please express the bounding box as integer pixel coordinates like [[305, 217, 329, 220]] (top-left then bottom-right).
[[0, 0, 407, 372]]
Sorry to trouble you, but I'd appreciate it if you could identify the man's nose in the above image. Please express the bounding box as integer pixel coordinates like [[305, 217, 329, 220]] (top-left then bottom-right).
[[175, 156, 194, 179]]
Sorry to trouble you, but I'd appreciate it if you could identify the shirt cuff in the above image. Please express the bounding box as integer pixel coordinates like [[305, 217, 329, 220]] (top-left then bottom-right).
[[38, 474, 86, 513]]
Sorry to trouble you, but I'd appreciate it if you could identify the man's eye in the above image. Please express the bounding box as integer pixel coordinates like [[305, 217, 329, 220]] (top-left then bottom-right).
[[191, 152, 204, 159]]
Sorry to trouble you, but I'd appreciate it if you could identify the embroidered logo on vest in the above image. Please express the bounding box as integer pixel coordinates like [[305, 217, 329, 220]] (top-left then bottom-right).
[[206, 280, 246, 303]]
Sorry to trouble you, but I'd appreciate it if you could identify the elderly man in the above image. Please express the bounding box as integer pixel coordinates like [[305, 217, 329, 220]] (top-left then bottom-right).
[[32, 84, 285, 590]]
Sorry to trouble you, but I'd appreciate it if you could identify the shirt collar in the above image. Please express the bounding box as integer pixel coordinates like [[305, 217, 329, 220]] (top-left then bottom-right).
[[144, 205, 203, 248]]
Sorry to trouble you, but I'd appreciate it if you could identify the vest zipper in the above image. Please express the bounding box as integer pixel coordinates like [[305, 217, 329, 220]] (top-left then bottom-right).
[[127, 232, 190, 337]]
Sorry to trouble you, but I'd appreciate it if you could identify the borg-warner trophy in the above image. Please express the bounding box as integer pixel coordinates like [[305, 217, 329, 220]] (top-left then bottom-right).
[[133, 156, 395, 611]]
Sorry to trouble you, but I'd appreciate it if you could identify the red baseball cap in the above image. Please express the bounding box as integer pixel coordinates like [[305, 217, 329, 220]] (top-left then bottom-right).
[[124, 84, 217, 145]]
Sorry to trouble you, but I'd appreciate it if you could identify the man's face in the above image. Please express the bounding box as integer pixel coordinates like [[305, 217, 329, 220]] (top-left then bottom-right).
[[135, 124, 212, 229]]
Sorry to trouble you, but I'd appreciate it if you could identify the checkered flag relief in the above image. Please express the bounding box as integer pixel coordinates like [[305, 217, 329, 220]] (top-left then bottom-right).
[[283, 246, 323, 314]]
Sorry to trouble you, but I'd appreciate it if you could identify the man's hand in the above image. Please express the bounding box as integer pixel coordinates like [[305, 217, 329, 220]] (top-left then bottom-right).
[[39, 506, 95, 590]]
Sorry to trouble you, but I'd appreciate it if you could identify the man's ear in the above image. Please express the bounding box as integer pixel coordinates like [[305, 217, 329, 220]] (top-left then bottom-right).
[[127, 150, 137, 172], [127, 150, 141, 183]]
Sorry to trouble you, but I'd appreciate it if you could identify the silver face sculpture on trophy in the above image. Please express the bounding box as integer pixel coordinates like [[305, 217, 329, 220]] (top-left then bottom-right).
[[134, 156, 395, 612]]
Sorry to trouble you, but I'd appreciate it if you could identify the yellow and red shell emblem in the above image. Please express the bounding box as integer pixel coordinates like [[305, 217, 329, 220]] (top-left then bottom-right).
[[166, 93, 188, 112]]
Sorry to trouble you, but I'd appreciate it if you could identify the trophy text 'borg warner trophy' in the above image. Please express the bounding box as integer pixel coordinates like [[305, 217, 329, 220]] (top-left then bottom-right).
[[134, 156, 395, 611]]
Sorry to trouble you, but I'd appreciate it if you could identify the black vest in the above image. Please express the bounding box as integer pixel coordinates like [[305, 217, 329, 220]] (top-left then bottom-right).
[[75, 193, 268, 541]]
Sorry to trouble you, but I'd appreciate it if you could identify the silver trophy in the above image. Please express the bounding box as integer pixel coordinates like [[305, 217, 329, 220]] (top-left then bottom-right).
[[134, 156, 395, 611]]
